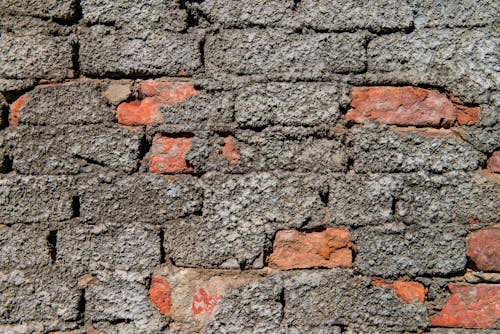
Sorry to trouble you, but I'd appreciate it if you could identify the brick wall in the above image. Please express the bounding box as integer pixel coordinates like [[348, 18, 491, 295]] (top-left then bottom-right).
[[0, 1, 499, 333]]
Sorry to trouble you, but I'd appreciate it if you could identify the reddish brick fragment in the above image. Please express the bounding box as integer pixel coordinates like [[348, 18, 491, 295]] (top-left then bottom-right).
[[467, 228, 500, 272], [8, 95, 30, 127], [149, 276, 172, 315], [117, 80, 199, 126], [429, 284, 500, 328], [221, 136, 240, 164], [192, 286, 220, 317], [487, 151, 500, 173], [268, 228, 352, 270], [149, 135, 193, 174], [373, 280, 426, 303], [346, 87, 479, 127]]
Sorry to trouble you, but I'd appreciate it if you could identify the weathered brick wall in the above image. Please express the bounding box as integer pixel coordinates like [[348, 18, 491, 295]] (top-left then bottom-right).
[[0, 1, 499, 333]]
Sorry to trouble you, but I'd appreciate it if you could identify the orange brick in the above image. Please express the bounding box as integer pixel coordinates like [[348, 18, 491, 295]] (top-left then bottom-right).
[[149, 276, 172, 315], [429, 284, 500, 328], [486, 151, 500, 173], [192, 286, 220, 317], [149, 135, 194, 174], [346, 87, 479, 127], [8, 94, 30, 127], [268, 228, 352, 270], [373, 280, 426, 303], [221, 136, 240, 164], [467, 228, 500, 272]]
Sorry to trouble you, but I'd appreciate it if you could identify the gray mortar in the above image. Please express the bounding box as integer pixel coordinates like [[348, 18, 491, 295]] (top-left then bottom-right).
[[234, 82, 350, 128], [79, 25, 202, 77], [205, 29, 367, 79], [85, 271, 169, 331], [79, 174, 202, 224], [0, 0, 77, 20], [347, 123, 486, 173], [0, 223, 52, 270], [163, 172, 329, 268], [8, 125, 144, 174], [57, 222, 161, 276], [0, 14, 72, 37], [81, 0, 188, 32], [0, 175, 75, 224], [367, 27, 499, 104], [0, 33, 73, 80], [18, 81, 115, 125], [354, 222, 468, 277], [0, 268, 80, 325], [411, 0, 500, 29], [294, 0, 413, 32], [461, 126, 500, 153]]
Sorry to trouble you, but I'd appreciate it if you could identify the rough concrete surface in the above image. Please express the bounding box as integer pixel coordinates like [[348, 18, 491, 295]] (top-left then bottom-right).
[[0, 1, 499, 333]]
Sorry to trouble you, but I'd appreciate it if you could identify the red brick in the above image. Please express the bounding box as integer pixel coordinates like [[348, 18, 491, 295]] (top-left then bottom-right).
[[429, 284, 500, 328], [373, 279, 426, 303], [117, 80, 199, 126], [9, 95, 30, 127], [346, 87, 479, 127], [149, 135, 194, 174], [268, 228, 352, 270], [221, 136, 240, 164], [191, 286, 220, 317], [149, 276, 172, 315], [467, 228, 500, 272], [487, 151, 500, 173]]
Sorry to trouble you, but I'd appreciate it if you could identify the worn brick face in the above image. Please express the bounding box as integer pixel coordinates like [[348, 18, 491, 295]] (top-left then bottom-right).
[[268, 228, 352, 270], [149, 135, 194, 174], [149, 276, 172, 315], [8, 94, 29, 127], [346, 87, 479, 127], [466, 228, 500, 272], [487, 151, 500, 173], [117, 80, 199, 126], [373, 280, 426, 303], [429, 284, 500, 328], [221, 136, 240, 164]]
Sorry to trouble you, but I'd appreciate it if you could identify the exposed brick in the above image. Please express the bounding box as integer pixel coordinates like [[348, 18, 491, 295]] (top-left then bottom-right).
[[372, 280, 426, 303], [149, 276, 172, 315], [346, 87, 479, 127], [149, 135, 194, 174], [268, 228, 352, 270], [466, 228, 500, 272], [192, 286, 220, 318], [117, 80, 199, 126], [487, 151, 500, 173], [221, 136, 240, 165], [429, 284, 500, 328], [8, 94, 29, 127]]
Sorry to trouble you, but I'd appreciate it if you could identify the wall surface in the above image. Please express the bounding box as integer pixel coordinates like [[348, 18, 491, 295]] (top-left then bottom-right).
[[0, 1, 499, 333]]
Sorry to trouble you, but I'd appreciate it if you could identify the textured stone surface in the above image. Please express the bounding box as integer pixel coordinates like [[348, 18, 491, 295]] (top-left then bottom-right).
[[79, 26, 201, 77], [0, 176, 74, 224], [235, 82, 349, 128], [17, 82, 114, 125], [430, 284, 500, 329], [368, 28, 498, 103], [9, 125, 144, 174], [0, 224, 51, 270], [0, 33, 72, 80], [81, 0, 188, 32], [57, 222, 161, 275], [466, 228, 500, 272], [268, 228, 352, 270], [354, 223, 467, 277], [80, 174, 202, 224], [205, 30, 367, 78], [346, 124, 485, 173], [0, 269, 80, 324], [0, 0, 77, 20]]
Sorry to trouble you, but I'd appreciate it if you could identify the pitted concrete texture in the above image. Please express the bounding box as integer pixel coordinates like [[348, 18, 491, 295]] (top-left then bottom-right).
[[0, 1, 499, 333]]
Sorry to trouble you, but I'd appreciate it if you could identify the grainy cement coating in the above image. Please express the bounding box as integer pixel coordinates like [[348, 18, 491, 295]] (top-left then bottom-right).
[[0, 0, 499, 333]]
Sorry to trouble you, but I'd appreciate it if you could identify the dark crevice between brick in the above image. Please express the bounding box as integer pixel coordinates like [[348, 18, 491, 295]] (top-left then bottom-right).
[[74, 154, 106, 168], [47, 230, 58, 264], [78, 288, 86, 323], [109, 318, 133, 325], [199, 35, 206, 69], [71, 39, 81, 78], [159, 229, 166, 264], [319, 184, 329, 206], [0, 155, 13, 174], [390, 196, 398, 221], [292, 0, 302, 11], [346, 157, 354, 171], [72, 196, 80, 218], [279, 287, 286, 322]]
